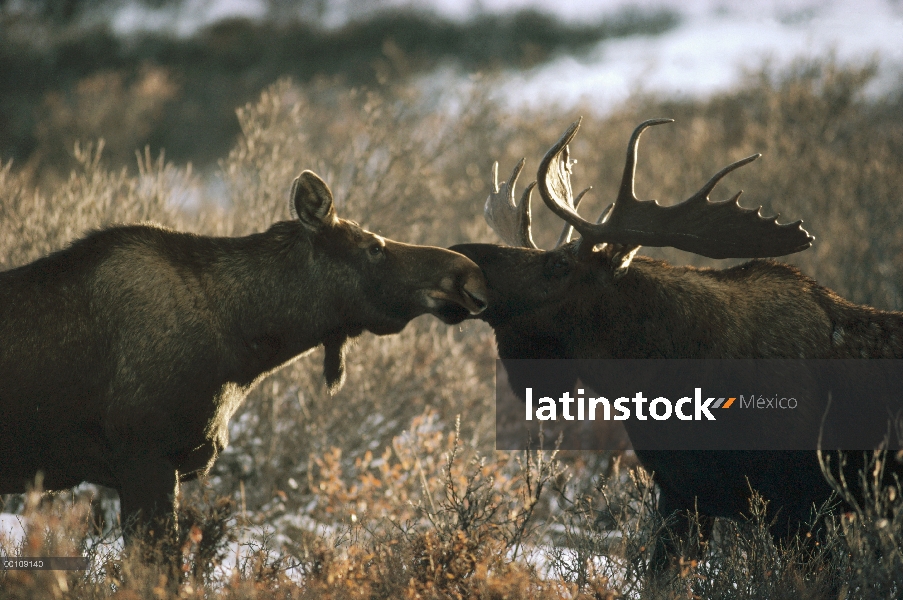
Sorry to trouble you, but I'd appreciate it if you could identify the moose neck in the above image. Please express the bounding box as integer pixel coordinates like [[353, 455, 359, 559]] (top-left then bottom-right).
[[208, 225, 350, 381]]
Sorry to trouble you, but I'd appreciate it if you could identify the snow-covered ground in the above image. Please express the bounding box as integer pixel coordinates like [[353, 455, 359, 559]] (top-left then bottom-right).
[[109, 0, 903, 111], [0, 513, 26, 547]]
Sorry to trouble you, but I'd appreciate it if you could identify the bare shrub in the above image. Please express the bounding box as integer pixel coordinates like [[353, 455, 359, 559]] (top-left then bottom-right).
[[31, 66, 179, 183], [0, 142, 195, 269], [2, 58, 903, 597], [0, 480, 95, 598]]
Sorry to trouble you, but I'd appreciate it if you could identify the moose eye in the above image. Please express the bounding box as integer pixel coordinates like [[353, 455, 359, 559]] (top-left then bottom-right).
[[368, 243, 384, 257], [547, 255, 572, 277]]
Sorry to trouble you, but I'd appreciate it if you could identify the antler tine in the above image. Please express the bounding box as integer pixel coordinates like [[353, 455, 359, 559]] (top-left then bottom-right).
[[555, 186, 592, 247], [537, 118, 814, 259], [616, 118, 675, 205], [596, 202, 614, 224], [484, 158, 538, 249], [537, 118, 592, 247], [687, 153, 760, 203]]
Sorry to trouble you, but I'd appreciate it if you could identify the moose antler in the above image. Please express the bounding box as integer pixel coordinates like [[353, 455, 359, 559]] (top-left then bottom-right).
[[537, 118, 814, 259], [484, 159, 538, 249], [485, 151, 591, 249]]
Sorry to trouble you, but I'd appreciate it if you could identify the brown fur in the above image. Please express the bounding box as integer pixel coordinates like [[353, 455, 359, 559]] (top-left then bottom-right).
[[451, 240, 903, 564], [0, 171, 487, 541]]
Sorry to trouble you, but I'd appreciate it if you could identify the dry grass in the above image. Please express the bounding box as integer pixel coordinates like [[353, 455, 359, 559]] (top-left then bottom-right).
[[1, 57, 903, 598]]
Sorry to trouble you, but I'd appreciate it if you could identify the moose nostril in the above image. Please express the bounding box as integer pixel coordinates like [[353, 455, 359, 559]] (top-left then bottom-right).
[[464, 287, 488, 313]]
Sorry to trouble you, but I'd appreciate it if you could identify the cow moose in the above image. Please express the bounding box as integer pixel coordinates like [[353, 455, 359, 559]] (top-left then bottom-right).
[[450, 118, 903, 566], [0, 170, 488, 541]]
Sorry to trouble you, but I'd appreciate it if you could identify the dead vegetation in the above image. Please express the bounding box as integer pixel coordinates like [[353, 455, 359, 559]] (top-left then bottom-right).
[[1, 58, 903, 598]]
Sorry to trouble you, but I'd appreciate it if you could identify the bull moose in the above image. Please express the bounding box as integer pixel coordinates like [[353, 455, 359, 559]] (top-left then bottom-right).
[[450, 118, 903, 565], [0, 170, 487, 540]]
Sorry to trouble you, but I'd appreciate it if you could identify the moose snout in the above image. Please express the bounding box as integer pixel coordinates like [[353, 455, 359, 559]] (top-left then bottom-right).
[[460, 271, 488, 314], [428, 270, 487, 316], [423, 254, 488, 322]]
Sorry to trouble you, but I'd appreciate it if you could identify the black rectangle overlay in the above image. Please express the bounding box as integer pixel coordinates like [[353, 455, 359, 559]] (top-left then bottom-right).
[[496, 359, 903, 451], [1, 556, 89, 570]]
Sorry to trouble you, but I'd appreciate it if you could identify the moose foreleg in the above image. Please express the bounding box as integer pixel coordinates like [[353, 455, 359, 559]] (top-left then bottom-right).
[[114, 454, 179, 545]]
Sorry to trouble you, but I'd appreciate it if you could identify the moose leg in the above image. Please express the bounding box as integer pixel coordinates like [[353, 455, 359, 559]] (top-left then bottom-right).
[[113, 452, 186, 594], [114, 454, 179, 546]]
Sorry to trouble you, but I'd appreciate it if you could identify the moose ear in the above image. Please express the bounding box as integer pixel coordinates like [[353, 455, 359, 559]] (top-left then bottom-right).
[[290, 170, 338, 231], [596, 243, 640, 279]]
